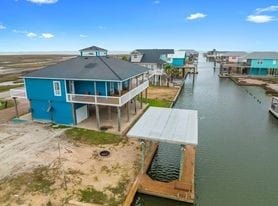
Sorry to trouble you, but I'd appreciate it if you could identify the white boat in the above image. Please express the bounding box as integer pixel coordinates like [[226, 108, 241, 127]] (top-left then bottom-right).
[[269, 96, 278, 118]]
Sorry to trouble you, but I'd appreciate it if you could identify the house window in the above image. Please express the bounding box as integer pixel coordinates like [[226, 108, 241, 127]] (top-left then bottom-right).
[[53, 81, 61, 96], [134, 55, 137, 58], [273, 60, 277, 65]]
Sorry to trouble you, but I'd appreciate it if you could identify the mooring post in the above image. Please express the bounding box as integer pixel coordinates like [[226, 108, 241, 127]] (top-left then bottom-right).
[[13, 97, 19, 118], [141, 140, 146, 174], [179, 144, 185, 181]]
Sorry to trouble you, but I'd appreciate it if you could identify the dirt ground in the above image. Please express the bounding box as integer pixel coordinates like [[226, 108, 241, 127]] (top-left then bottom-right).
[[147, 86, 179, 102], [0, 99, 29, 123], [237, 77, 278, 93], [0, 122, 140, 205]]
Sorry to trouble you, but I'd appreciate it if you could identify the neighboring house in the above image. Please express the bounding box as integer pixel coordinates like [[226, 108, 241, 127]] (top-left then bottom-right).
[[80, 46, 108, 56], [11, 46, 149, 131], [130, 49, 174, 84], [221, 51, 247, 63], [164, 50, 187, 68], [246, 52, 278, 76]]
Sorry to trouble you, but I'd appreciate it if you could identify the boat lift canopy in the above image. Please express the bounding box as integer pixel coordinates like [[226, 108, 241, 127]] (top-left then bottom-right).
[[127, 107, 198, 145]]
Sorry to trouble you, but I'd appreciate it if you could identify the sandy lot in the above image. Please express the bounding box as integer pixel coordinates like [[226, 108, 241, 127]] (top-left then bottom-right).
[[237, 78, 278, 93], [0, 122, 140, 205], [147, 86, 179, 102]]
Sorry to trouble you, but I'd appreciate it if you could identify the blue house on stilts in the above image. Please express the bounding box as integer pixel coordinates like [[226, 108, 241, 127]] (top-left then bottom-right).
[[10, 46, 150, 132]]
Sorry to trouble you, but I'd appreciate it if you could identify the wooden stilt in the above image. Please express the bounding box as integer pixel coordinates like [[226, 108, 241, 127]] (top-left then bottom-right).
[[95, 105, 100, 129], [117, 106, 121, 132], [13, 97, 19, 118], [108, 106, 112, 120], [126, 102, 130, 122], [145, 88, 148, 100], [179, 145, 185, 181], [140, 92, 143, 109], [134, 98, 137, 114], [71, 103, 76, 125]]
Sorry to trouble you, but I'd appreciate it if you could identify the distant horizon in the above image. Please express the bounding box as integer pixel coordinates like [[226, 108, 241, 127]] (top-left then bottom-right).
[[0, 49, 277, 56]]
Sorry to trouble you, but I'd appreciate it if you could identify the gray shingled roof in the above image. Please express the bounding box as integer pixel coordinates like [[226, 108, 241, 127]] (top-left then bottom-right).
[[133, 49, 174, 64], [24, 56, 149, 81], [80, 46, 107, 52], [221, 51, 247, 57], [245, 52, 278, 59]]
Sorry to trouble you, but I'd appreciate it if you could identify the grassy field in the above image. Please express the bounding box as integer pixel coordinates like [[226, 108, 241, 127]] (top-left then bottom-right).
[[0, 99, 14, 110], [65, 128, 123, 145], [0, 55, 74, 84], [142, 85, 179, 108], [0, 84, 23, 93]]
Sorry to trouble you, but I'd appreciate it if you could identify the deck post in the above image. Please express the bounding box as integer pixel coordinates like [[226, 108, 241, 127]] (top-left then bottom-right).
[[95, 104, 100, 129], [13, 97, 19, 118], [140, 140, 145, 174], [145, 88, 148, 100], [179, 145, 186, 181], [108, 106, 112, 120], [71, 103, 76, 125], [140, 92, 143, 109], [134, 98, 137, 114], [117, 106, 121, 132], [126, 101, 130, 122]]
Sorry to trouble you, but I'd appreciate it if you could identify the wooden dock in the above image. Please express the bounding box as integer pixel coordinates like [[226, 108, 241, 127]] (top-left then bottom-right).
[[124, 144, 196, 205]]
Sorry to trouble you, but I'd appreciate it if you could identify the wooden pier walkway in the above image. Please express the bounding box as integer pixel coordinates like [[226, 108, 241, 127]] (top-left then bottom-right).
[[124, 144, 196, 205]]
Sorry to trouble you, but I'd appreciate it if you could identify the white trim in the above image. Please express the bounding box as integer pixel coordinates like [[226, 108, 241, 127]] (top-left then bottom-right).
[[23, 78, 28, 99], [53, 81, 62, 96], [64, 80, 68, 100], [105, 82, 108, 96]]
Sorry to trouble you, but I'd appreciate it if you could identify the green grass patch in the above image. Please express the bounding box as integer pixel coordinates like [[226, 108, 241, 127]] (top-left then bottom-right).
[[0, 84, 23, 93], [4, 166, 56, 195], [0, 75, 19, 83], [65, 128, 122, 145], [0, 99, 14, 110], [79, 187, 108, 204], [52, 124, 71, 129], [142, 98, 171, 108]]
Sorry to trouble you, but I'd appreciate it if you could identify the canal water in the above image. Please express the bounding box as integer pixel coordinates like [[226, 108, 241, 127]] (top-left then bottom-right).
[[133, 54, 278, 206]]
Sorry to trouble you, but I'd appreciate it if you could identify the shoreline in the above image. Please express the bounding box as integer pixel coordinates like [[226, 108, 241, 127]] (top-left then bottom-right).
[[229, 76, 278, 96]]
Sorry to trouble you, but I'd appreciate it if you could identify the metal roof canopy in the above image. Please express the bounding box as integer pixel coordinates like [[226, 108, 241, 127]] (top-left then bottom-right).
[[127, 107, 198, 145]]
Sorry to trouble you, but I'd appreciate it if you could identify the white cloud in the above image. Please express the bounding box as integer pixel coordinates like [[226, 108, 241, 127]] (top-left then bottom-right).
[[0, 24, 6, 30], [41, 33, 54, 39], [186, 12, 206, 20], [154, 0, 160, 4], [246, 15, 274, 23], [13, 29, 28, 34], [26, 32, 37, 38], [256, 5, 278, 14], [79, 34, 88, 38], [27, 0, 58, 4], [98, 26, 106, 30]]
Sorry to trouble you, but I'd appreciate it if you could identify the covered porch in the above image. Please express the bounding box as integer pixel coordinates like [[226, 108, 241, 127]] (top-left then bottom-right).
[[76, 100, 148, 135]]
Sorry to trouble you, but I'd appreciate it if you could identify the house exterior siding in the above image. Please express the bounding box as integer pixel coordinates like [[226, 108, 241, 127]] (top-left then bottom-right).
[[172, 58, 185, 67], [25, 78, 74, 125], [249, 59, 278, 75]]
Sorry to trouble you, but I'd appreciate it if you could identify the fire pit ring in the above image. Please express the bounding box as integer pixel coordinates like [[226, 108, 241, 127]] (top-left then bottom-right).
[[99, 150, 110, 157]]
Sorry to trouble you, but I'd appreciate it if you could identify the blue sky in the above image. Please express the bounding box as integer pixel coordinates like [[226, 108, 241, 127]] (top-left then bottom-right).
[[0, 0, 278, 52]]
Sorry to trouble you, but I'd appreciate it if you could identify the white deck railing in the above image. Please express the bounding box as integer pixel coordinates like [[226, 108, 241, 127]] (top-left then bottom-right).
[[67, 80, 149, 106], [120, 80, 149, 105], [10, 89, 27, 99]]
